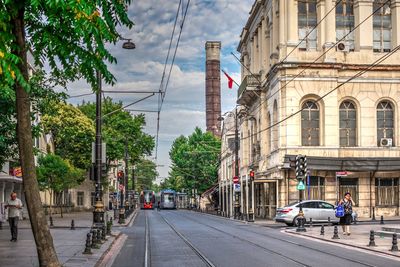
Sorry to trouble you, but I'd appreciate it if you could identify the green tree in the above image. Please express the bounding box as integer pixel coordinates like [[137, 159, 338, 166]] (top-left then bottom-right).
[[79, 97, 154, 169], [134, 159, 158, 191], [36, 154, 85, 217], [166, 127, 221, 194], [41, 102, 95, 170], [1, 1, 133, 265]]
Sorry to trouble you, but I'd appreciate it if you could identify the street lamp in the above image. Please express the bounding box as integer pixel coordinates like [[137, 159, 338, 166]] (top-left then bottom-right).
[[93, 38, 135, 228]]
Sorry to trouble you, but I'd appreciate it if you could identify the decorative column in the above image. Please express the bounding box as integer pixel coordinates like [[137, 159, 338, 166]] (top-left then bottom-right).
[[317, 0, 326, 50], [261, 17, 268, 71], [324, 0, 337, 62], [279, 0, 286, 59], [391, 0, 400, 48], [354, 0, 373, 51], [287, 0, 298, 57]]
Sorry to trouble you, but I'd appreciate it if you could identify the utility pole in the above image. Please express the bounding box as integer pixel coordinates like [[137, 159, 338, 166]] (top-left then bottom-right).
[[234, 107, 240, 220]]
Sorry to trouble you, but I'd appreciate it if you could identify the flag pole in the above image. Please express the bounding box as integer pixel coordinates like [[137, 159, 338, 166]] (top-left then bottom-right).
[[221, 70, 240, 88]]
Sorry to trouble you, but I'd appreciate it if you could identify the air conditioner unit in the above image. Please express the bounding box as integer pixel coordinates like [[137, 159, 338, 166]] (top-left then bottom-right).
[[337, 41, 350, 52], [380, 138, 393, 147]]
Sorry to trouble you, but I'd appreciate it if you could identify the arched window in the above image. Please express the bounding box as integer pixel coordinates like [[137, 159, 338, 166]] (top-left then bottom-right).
[[267, 113, 271, 154], [377, 101, 394, 146], [373, 0, 391, 52], [336, 0, 354, 51], [298, 0, 317, 51], [301, 100, 320, 146], [339, 101, 357, 147]]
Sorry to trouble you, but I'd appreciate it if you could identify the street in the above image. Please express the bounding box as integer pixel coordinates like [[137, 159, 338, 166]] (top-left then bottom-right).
[[112, 210, 400, 267]]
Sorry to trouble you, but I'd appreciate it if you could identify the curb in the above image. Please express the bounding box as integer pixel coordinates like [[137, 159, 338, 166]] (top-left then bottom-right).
[[95, 232, 127, 267], [113, 209, 138, 227], [285, 229, 400, 259]]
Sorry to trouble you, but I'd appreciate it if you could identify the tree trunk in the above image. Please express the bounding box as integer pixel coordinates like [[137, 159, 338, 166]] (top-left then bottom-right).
[[12, 5, 60, 267], [59, 193, 63, 218]]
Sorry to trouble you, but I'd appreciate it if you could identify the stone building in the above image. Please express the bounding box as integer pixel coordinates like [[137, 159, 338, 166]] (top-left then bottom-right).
[[221, 0, 400, 220]]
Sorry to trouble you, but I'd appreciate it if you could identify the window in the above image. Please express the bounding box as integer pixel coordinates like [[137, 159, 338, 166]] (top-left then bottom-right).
[[301, 100, 320, 146], [297, 202, 318, 208], [339, 178, 358, 206], [319, 202, 334, 209], [77, 192, 84, 206], [339, 101, 357, 147], [373, 0, 391, 52], [336, 0, 354, 50], [375, 178, 398, 206], [377, 101, 394, 146], [298, 0, 317, 51], [272, 101, 278, 150], [91, 192, 96, 207], [307, 176, 325, 200]]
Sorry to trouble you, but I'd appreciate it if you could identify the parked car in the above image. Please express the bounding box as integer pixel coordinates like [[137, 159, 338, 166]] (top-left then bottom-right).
[[274, 200, 341, 226]]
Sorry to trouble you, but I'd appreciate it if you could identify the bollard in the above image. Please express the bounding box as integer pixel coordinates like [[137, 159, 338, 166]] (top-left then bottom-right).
[[106, 221, 112, 235], [332, 225, 340, 239], [328, 217, 331, 226], [320, 225, 325, 236], [0, 221, 2, 229], [390, 233, 399, 252], [380, 215, 384, 225], [70, 219, 75, 230], [309, 218, 313, 228], [97, 228, 103, 244], [91, 230, 99, 249], [83, 233, 92, 254], [49, 216, 54, 227], [102, 225, 107, 241], [372, 207, 376, 221], [367, 230, 376, 247]]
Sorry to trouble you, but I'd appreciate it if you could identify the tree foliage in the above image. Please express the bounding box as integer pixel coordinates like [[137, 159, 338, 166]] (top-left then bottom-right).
[[36, 153, 85, 193], [41, 102, 95, 170], [78, 97, 155, 166], [164, 127, 221, 194], [134, 158, 158, 191]]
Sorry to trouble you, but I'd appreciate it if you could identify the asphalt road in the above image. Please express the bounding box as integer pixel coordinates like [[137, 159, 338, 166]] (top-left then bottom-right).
[[112, 209, 400, 267]]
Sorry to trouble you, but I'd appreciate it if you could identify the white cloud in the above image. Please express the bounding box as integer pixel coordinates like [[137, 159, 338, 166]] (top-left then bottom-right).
[[66, 0, 253, 178]]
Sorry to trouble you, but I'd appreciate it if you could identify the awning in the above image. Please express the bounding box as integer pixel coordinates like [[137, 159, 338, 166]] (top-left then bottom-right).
[[284, 154, 400, 172]]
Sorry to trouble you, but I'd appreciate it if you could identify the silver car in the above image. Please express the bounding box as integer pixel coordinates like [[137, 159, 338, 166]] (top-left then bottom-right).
[[274, 200, 340, 226]]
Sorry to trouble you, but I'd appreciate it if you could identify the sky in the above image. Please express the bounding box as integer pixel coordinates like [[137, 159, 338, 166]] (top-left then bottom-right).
[[67, 0, 254, 181]]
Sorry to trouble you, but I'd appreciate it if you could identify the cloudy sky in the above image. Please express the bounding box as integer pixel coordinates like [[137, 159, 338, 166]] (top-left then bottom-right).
[[67, 0, 254, 179]]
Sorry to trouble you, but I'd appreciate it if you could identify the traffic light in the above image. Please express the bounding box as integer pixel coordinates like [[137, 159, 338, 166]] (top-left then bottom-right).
[[295, 155, 307, 179], [117, 170, 124, 182], [249, 170, 255, 181]]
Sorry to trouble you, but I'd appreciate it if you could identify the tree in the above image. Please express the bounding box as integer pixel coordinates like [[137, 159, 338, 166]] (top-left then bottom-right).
[[41, 102, 95, 170], [79, 97, 154, 168], [1, 1, 133, 265], [133, 159, 158, 191], [36, 154, 85, 217], [166, 127, 221, 194]]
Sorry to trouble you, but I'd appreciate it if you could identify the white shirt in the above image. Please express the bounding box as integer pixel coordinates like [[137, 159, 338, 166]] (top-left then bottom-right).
[[6, 198, 22, 218]]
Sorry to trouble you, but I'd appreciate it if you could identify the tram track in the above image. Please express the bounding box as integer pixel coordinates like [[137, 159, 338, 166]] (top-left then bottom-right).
[[174, 211, 378, 267], [156, 211, 216, 267]]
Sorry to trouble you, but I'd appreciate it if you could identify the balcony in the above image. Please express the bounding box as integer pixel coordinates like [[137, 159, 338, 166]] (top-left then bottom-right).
[[237, 74, 261, 105]]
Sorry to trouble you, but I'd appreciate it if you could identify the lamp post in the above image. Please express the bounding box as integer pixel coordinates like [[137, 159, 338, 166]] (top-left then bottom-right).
[[93, 38, 135, 228]]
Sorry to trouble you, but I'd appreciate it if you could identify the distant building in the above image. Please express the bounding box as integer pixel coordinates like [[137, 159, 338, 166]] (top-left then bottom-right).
[[220, 0, 400, 220]]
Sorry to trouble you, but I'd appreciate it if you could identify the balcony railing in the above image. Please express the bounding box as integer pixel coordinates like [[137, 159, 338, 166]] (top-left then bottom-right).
[[238, 74, 261, 99]]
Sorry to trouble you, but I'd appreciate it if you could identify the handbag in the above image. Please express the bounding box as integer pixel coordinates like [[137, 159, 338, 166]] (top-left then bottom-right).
[[335, 204, 345, 218]]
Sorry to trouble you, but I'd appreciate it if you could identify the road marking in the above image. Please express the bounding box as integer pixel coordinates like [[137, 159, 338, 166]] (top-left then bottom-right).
[[144, 211, 150, 267]]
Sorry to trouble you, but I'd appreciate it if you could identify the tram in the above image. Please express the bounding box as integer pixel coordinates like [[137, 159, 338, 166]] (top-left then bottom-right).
[[140, 190, 155, 209], [160, 189, 177, 209]]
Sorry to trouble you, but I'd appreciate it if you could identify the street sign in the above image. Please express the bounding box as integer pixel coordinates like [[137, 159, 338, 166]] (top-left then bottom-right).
[[234, 183, 241, 192], [297, 180, 305, 191], [233, 176, 239, 184], [336, 171, 348, 176]]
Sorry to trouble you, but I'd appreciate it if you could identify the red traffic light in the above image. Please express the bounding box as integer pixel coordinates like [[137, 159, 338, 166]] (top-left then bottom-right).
[[249, 171, 255, 179], [117, 170, 124, 178]]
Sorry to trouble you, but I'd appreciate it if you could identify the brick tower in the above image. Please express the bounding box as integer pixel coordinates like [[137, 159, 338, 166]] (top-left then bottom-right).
[[205, 41, 221, 137]]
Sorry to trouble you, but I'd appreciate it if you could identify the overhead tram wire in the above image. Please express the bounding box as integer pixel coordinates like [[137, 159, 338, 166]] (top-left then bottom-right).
[[155, 0, 183, 160], [68, 92, 94, 98], [224, 0, 390, 136], [231, 0, 389, 119], [241, 43, 400, 142], [155, 0, 191, 159]]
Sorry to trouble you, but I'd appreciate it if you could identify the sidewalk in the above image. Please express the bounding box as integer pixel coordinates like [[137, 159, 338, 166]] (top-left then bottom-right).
[[0, 209, 137, 267], [285, 223, 400, 259]]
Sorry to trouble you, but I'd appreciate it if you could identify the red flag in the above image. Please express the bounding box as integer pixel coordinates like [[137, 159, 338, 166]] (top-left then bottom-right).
[[222, 70, 234, 89]]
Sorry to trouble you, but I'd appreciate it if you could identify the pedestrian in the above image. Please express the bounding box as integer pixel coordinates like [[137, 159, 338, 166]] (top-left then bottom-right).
[[5, 192, 23, 242], [338, 192, 355, 235]]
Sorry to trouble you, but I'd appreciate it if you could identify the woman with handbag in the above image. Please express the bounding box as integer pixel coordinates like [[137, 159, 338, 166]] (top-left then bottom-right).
[[339, 192, 356, 235]]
